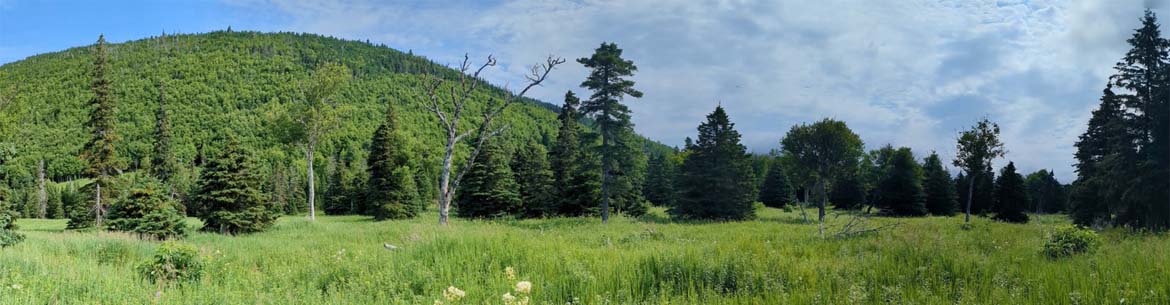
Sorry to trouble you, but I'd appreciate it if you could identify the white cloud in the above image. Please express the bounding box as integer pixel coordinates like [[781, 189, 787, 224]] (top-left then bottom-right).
[[222, 0, 1168, 182]]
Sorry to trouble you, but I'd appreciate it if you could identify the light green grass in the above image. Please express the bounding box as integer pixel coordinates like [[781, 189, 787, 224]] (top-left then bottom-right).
[[0, 207, 1167, 304]]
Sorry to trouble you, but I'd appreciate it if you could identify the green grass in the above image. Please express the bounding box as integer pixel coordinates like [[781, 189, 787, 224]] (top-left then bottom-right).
[[1, 207, 1167, 304]]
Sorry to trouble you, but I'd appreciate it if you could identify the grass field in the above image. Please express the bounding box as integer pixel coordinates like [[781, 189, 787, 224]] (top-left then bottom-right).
[[0, 207, 1167, 304]]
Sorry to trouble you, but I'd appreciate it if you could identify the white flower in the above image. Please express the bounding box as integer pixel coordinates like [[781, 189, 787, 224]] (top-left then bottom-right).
[[503, 292, 517, 303], [443, 286, 466, 302], [10, 284, 22, 290], [515, 281, 532, 294]]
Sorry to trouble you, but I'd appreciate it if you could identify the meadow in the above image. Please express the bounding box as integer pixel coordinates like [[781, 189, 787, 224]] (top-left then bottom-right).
[[0, 207, 1167, 305]]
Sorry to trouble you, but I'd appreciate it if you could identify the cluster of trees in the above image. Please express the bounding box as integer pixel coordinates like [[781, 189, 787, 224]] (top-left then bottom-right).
[[1070, 10, 1170, 231]]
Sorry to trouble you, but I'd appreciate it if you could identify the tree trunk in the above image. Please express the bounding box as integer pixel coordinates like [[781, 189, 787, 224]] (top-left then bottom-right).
[[601, 134, 611, 224], [799, 187, 810, 223], [94, 184, 103, 228], [306, 145, 316, 221], [437, 132, 456, 226], [818, 179, 827, 238], [36, 159, 47, 218], [965, 173, 975, 224]]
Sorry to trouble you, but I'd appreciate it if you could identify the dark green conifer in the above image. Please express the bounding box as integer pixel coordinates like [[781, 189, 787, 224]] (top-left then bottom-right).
[[193, 135, 275, 234], [993, 162, 1030, 223], [673, 106, 756, 220]]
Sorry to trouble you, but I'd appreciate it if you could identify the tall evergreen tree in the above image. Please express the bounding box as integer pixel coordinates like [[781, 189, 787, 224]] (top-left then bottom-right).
[[73, 35, 125, 229], [512, 141, 554, 217], [922, 152, 958, 216], [366, 104, 423, 220], [1071, 87, 1126, 226], [151, 82, 178, 186], [193, 135, 275, 234], [644, 153, 679, 207], [673, 106, 756, 220], [106, 177, 187, 240], [578, 42, 644, 224], [0, 146, 23, 247], [758, 158, 794, 208], [992, 162, 1030, 223], [876, 147, 927, 216], [953, 118, 1005, 224], [456, 142, 522, 218], [549, 91, 600, 216], [1025, 169, 1066, 214]]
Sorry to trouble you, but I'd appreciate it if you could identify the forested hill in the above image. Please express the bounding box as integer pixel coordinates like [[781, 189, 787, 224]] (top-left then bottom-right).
[[0, 31, 668, 187]]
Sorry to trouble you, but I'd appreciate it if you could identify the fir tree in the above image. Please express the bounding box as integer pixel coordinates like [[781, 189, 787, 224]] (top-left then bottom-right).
[[578, 43, 644, 223], [673, 106, 756, 220], [758, 159, 794, 208], [876, 147, 927, 216], [73, 35, 125, 229], [106, 177, 187, 240], [456, 142, 522, 218], [366, 104, 423, 220], [511, 141, 554, 217], [1071, 87, 1126, 226], [644, 153, 679, 207], [549, 92, 600, 216], [151, 82, 178, 186], [992, 162, 1030, 223], [193, 135, 275, 234], [922, 152, 958, 216], [0, 147, 24, 247]]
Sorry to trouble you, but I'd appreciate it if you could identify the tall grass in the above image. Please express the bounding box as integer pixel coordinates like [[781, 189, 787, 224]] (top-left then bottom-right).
[[1, 208, 1167, 304]]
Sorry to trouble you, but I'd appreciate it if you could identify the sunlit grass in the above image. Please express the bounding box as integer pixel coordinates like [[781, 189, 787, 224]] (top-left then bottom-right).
[[1, 207, 1167, 304]]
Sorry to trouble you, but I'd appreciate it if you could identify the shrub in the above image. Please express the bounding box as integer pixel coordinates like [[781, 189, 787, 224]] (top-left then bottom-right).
[[107, 178, 188, 240], [137, 241, 204, 285], [1042, 225, 1100, 259], [0, 196, 23, 247]]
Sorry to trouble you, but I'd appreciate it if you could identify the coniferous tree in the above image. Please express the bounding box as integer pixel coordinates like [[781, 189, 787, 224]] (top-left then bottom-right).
[[549, 92, 600, 216], [72, 35, 125, 229], [922, 152, 958, 216], [993, 162, 1030, 223], [106, 177, 187, 239], [758, 158, 794, 208], [830, 173, 867, 210], [366, 104, 423, 220], [673, 106, 757, 220], [512, 141, 554, 217], [0, 147, 23, 247], [456, 142, 522, 218], [193, 135, 275, 234], [1071, 87, 1126, 226], [151, 82, 178, 186], [876, 147, 927, 216], [578, 42, 644, 223], [1026, 169, 1065, 214], [644, 153, 679, 207]]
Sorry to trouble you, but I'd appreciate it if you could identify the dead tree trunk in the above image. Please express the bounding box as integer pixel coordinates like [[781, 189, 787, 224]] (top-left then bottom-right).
[[965, 172, 975, 224], [306, 143, 316, 221], [424, 54, 564, 226], [37, 159, 47, 218]]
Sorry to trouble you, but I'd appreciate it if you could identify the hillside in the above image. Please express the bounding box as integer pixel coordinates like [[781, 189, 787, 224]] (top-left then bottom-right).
[[0, 31, 667, 208]]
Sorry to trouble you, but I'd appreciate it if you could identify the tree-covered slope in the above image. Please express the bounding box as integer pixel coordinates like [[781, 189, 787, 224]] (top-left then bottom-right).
[[0, 31, 606, 193]]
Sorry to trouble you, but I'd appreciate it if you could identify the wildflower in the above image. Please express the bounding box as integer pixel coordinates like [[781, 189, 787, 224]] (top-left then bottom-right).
[[503, 292, 517, 303], [443, 286, 466, 302], [515, 281, 532, 294], [10, 284, 22, 290], [505, 266, 516, 280]]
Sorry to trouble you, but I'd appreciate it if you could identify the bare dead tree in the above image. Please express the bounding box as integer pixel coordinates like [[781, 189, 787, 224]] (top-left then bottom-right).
[[422, 54, 564, 225]]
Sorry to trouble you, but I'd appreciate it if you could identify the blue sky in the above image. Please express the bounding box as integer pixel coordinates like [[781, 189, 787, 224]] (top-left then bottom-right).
[[2, 0, 1167, 182]]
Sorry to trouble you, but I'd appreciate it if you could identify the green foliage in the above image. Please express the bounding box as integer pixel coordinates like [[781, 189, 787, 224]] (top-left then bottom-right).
[[922, 152, 958, 216], [136, 241, 203, 285], [643, 152, 679, 207], [876, 147, 927, 216], [151, 82, 179, 186], [0, 183, 23, 247], [780, 118, 864, 225], [1025, 169, 1065, 214], [829, 173, 866, 210], [992, 162, 1029, 223], [673, 106, 756, 220], [548, 92, 600, 217], [953, 118, 1005, 222], [511, 141, 554, 217], [578, 42, 645, 222], [757, 158, 795, 208], [193, 135, 275, 234], [365, 104, 422, 220], [106, 178, 188, 240], [1042, 225, 1101, 259], [456, 142, 522, 218]]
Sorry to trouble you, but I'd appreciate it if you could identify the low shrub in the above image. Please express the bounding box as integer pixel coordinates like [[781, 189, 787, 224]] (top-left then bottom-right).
[[137, 241, 204, 285], [1042, 225, 1101, 259]]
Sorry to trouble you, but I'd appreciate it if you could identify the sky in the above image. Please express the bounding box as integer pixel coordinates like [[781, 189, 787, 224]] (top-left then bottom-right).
[[1, 0, 1167, 182]]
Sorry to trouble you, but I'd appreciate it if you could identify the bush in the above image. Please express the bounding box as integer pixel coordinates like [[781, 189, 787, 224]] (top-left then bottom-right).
[[1042, 225, 1100, 259], [137, 241, 203, 285], [0, 197, 23, 247], [107, 179, 188, 240]]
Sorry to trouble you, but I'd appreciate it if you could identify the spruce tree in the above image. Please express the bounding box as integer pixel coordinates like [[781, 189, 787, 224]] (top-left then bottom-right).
[[106, 177, 187, 240], [578, 43, 644, 223], [1071, 87, 1126, 226], [549, 91, 600, 216], [922, 152, 958, 216], [992, 162, 1029, 223], [1026, 169, 1065, 214], [876, 147, 927, 216], [673, 106, 756, 220], [193, 135, 275, 234], [511, 141, 554, 217], [456, 142, 522, 218], [0, 147, 24, 247], [830, 173, 867, 210], [758, 159, 794, 208], [644, 153, 679, 207], [73, 35, 125, 229], [366, 104, 423, 220], [151, 82, 178, 186]]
